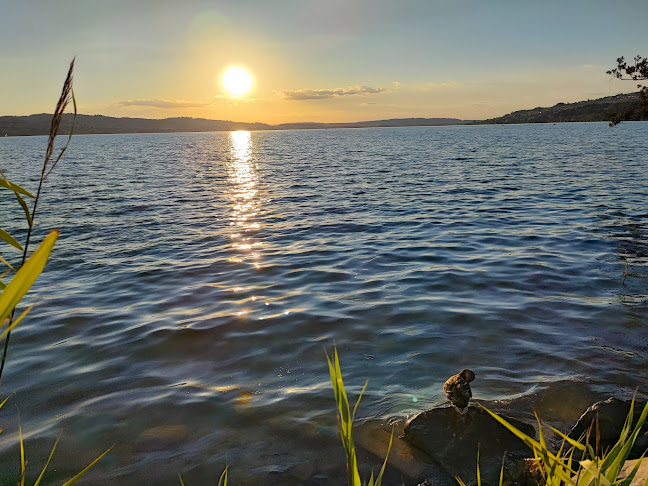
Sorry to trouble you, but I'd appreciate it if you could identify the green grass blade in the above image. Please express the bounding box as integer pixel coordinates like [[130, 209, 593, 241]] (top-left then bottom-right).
[[217, 465, 228, 486], [178, 473, 186, 486], [498, 453, 506, 486], [0, 255, 14, 270], [476, 447, 481, 486], [14, 192, 33, 228], [0, 394, 13, 410], [34, 436, 61, 486], [0, 268, 11, 291], [547, 438, 566, 486], [549, 425, 587, 451], [482, 407, 544, 455], [580, 458, 611, 486], [566, 448, 575, 479], [0, 230, 57, 324], [0, 305, 34, 340], [0, 228, 23, 251], [352, 379, 368, 422], [455, 477, 468, 486], [61, 446, 112, 486], [604, 400, 648, 482], [617, 453, 645, 486], [0, 178, 34, 198], [334, 350, 352, 426], [327, 350, 349, 448], [367, 471, 375, 486], [18, 412, 25, 486], [482, 406, 576, 482], [373, 429, 394, 486]]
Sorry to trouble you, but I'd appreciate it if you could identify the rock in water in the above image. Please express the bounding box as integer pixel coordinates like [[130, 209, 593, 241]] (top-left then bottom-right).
[[403, 405, 536, 485], [443, 369, 475, 411], [568, 397, 648, 458]]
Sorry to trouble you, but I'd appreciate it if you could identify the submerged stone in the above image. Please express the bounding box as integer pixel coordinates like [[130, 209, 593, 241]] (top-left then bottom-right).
[[403, 405, 535, 485]]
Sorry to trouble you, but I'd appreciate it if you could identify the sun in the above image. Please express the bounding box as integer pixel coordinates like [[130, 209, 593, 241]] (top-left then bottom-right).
[[222, 66, 253, 98]]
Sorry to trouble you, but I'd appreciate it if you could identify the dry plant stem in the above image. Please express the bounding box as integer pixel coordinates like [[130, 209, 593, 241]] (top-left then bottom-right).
[[0, 59, 75, 386]]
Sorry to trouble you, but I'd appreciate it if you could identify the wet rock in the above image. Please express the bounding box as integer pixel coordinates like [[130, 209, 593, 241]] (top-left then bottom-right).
[[355, 424, 454, 485], [403, 405, 535, 485], [568, 398, 648, 458]]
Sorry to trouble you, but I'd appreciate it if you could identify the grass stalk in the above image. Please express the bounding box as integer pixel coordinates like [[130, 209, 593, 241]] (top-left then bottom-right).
[[0, 58, 76, 386], [326, 347, 392, 486]]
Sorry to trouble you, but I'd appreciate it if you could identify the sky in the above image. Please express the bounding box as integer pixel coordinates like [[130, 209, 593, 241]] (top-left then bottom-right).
[[1, 0, 646, 123]]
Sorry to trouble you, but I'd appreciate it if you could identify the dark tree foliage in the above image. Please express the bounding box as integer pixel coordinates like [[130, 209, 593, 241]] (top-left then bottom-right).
[[607, 55, 648, 126]]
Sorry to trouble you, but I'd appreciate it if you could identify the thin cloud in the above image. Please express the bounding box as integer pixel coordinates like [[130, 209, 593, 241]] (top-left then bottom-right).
[[425, 82, 463, 89], [281, 84, 385, 100], [117, 99, 213, 108]]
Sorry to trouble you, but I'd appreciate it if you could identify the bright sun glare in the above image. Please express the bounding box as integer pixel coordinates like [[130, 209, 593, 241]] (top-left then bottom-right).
[[222, 66, 253, 98]]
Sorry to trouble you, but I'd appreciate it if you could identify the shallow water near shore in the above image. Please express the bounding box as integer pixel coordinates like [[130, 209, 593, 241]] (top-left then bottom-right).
[[0, 123, 647, 484]]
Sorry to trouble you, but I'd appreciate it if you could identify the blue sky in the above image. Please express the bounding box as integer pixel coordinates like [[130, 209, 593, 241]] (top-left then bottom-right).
[[1, 0, 646, 122]]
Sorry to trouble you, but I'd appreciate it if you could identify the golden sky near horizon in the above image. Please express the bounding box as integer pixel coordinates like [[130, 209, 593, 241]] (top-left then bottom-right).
[[1, 0, 646, 124]]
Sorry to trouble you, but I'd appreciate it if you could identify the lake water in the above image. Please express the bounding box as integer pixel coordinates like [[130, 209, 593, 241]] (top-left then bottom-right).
[[0, 123, 646, 484]]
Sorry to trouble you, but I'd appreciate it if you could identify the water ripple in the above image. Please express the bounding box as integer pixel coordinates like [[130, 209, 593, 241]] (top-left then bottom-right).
[[0, 123, 646, 484]]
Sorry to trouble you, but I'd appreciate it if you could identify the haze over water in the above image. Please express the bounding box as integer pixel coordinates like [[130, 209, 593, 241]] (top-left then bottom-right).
[[0, 123, 646, 484]]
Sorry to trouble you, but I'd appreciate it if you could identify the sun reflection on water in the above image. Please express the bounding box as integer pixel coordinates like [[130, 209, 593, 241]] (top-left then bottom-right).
[[227, 130, 262, 266]]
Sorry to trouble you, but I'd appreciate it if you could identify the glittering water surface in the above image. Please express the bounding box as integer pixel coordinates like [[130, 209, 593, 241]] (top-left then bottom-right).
[[0, 123, 647, 484]]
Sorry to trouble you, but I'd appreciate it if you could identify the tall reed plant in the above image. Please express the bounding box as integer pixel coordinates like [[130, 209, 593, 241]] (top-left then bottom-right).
[[326, 348, 393, 486], [0, 59, 111, 484], [0, 58, 76, 385]]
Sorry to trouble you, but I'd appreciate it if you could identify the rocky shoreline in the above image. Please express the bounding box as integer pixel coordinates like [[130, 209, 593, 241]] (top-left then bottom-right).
[[403, 397, 647, 485], [351, 381, 648, 486]]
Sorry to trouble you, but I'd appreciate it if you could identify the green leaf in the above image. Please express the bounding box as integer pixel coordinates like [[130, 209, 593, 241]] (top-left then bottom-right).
[[0, 230, 57, 324], [0, 304, 34, 340], [0, 228, 23, 251], [498, 453, 506, 486], [481, 406, 576, 482], [0, 394, 13, 410], [61, 446, 113, 485], [580, 459, 611, 486], [352, 379, 368, 422], [14, 192, 33, 228], [617, 453, 646, 486], [549, 425, 587, 451], [0, 255, 14, 270], [217, 466, 228, 486], [0, 268, 10, 291], [19, 415, 25, 486], [603, 400, 648, 482], [372, 430, 393, 486], [34, 436, 61, 486], [0, 177, 34, 198]]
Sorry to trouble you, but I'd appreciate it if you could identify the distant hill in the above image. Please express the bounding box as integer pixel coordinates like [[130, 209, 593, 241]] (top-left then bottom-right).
[[479, 92, 644, 125], [2, 93, 644, 137], [0, 114, 467, 137]]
